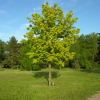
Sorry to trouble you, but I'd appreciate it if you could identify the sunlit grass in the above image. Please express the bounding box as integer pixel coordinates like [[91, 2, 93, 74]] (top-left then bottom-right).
[[0, 67, 100, 100]]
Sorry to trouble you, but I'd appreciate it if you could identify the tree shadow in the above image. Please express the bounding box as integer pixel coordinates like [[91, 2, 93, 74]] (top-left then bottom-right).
[[77, 68, 100, 74], [33, 71, 61, 85]]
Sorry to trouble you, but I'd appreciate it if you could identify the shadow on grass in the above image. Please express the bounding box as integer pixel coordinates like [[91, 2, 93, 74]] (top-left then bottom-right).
[[33, 71, 61, 85], [78, 69, 100, 74]]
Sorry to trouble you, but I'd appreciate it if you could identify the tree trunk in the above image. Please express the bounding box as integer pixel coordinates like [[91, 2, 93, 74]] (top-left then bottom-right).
[[17, 65, 18, 69], [78, 59, 80, 69], [49, 63, 51, 86], [12, 58, 13, 69], [30, 65, 32, 71], [59, 65, 61, 70]]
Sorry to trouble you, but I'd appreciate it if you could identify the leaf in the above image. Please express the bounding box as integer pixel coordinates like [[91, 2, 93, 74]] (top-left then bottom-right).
[[22, 1, 80, 70]]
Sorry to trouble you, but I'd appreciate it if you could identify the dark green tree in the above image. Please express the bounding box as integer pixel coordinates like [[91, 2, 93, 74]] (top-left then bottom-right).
[[94, 33, 100, 68], [3, 36, 19, 69], [68, 32, 99, 69], [14, 42, 24, 69], [19, 39, 40, 71], [0, 40, 6, 63], [0, 39, 7, 70]]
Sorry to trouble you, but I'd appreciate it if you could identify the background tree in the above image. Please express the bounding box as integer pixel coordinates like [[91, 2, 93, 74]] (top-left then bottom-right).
[[3, 36, 19, 69], [0, 39, 7, 70], [94, 33, 100, 67], [69, 37, 81, 69], [14, 42, 24, 69], [85, 32, 99, 68], [68, 32, 99, 69], [0, 40, 6, 63], [20, 1, 80, 86], [19, 38, 40, 71]]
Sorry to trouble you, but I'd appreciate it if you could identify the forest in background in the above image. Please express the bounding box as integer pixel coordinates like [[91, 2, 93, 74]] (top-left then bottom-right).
[[0, 2, 100, 71], [0, 32, 100, 71]]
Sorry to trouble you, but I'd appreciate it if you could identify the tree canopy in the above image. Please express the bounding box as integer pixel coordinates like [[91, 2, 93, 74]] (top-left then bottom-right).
[[2, 36, 19, 69], [20, 1, 80, 86], [69, 32, 99, 69]]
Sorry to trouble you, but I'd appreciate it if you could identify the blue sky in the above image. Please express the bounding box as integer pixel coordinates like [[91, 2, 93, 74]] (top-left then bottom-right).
[[0, 0, 100, 43]]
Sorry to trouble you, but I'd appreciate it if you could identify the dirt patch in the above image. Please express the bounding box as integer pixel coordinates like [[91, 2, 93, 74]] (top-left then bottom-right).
[[87, 91, 100, 100], [38, 83, 63, 86], [38, 83, 48, 86]]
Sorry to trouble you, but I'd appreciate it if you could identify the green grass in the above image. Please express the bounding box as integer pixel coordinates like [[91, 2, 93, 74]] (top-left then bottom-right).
[[0, 67, 100, 100]]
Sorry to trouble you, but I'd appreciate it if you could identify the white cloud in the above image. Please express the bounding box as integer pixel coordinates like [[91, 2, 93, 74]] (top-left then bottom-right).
[[37, 7, 41, 10], [66, 0, 78, 7], [16, 31, 20, 34], [28, 6, 42, 16], [6, 19, 20, 25], [12, 31, 27, 43], [71, 0, 78, 3], [19, 23, 29, 30], [61, 2, 64, 5], [0, 25, 11, 29], [33, 7, 41, 11], [85, 0, 92, 6], [0, 10, 6, 14], [9, 0, 13, 3], [26, 24, 29, 26], [6, 15, 10, 17], [42, 0, 78, 7], [13, 23, 30, 43], [43, 0, 57, 7], [0, 32, 5, 37], [29, 12, 32, 15]]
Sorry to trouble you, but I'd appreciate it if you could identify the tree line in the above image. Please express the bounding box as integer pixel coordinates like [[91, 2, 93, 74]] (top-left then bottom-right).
[[0, 1, 100, 71], [0, 32, 100, 71]]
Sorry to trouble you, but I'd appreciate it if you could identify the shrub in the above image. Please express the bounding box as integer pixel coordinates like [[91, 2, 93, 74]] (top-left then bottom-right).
[[32, 63, 40, 71]]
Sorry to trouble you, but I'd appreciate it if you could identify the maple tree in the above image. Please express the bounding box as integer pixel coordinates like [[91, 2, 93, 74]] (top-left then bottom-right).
[[20, 1, 80, 86]]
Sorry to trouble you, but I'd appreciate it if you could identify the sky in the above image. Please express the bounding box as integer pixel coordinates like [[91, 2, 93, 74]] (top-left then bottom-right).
[[0, 0, 100, 44]]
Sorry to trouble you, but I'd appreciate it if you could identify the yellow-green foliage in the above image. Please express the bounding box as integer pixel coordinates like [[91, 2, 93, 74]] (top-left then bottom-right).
[[20, 1, 80, 68]]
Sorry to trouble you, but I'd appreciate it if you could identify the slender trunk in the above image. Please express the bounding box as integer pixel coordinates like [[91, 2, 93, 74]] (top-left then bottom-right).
[[0, 63, 2, 71], [59, 65, 61, 70], [17, 65, 18, 69], [49, 63, 51, 86], [30, 65, 32, 71], [78, 59, 80, 69], [17, 56, 19, 69], [12, 51, 13, 69], [17, 60, 19, 69], [93, 53, 95, 68], [12, 58, 13, 69]]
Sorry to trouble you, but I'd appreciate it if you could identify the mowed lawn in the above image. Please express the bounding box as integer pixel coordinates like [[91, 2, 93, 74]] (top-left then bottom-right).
[[0, 67, 100, 100]]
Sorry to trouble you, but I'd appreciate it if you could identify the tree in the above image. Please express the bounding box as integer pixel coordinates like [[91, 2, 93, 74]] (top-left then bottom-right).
[[0, 39, 7, 70], [0, 40, 6, 63], [19, 39, 40, 71], [95, 33, 100, 64], [20, 1, 80, 86], [3, 36, 19, 69], [69, 32, 99, 69], [69, 37, 81, 69], [14, 42, 24, 69]]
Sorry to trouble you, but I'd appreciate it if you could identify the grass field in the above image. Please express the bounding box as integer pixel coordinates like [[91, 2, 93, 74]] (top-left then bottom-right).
[[0, 66, 100, 100]]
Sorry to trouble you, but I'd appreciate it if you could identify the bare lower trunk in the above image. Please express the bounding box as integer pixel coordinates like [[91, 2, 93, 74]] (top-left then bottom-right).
[[49, 63, 51, 86], [59, 65, 61, 70], [78, 60, 80, 69], [12, 57, 13, 69], [17, 65, 18, 69], [30, 66, 32, 71]]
